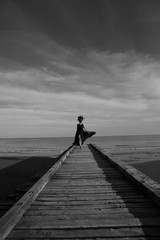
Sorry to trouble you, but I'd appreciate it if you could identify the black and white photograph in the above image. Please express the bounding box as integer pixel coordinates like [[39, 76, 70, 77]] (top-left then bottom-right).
[[1, 0, 160, 239]]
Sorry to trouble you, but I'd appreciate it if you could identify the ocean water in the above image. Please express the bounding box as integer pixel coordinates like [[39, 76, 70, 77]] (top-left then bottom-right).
[[0, 134, 160, 156], [0, 137, 74, 156], [0, 135, 160, 182], [91, 134, 160, 151]]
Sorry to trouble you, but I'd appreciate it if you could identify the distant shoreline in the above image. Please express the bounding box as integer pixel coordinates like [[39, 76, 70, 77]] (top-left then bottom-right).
[[0, 133, 160, 139]]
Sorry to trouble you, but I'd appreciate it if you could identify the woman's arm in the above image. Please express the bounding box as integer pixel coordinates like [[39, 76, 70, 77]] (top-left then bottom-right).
[[82, 124, 89, 133]]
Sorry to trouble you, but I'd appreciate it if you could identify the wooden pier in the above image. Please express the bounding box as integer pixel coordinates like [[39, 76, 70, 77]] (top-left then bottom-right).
[[1, 144, 160, 239]]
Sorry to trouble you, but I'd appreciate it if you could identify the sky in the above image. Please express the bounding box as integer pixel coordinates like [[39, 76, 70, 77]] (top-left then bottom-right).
[[0, 0, 160, 138]]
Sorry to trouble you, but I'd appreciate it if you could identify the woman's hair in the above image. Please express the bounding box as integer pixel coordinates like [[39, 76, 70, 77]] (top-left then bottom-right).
[[77, 115, 84, 121]]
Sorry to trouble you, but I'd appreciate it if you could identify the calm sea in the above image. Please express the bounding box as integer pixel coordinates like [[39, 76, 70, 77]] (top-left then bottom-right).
[[1, 135, 160, 182], [0, 134, 160, 156]]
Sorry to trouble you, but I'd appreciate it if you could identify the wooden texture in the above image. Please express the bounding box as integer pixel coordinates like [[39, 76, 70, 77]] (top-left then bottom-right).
[[91, 144, 160, 206], [0, 145, 75, 240], [3, 145, 160, 239]]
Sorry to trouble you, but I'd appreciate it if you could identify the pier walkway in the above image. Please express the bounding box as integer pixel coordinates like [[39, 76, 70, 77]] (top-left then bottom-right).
[[1, 144, 160, 239]]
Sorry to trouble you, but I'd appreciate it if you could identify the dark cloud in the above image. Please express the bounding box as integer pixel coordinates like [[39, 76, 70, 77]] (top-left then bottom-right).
[[1, 0, 160, 55], [0, 34, 46, 68]]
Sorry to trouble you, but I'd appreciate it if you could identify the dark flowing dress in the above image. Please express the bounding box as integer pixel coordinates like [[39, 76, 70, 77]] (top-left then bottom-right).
[[73, 123, 96, 146]]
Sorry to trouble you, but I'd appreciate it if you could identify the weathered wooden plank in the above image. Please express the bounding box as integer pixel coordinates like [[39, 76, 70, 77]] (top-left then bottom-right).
[[47, 181, 132, 185], [7, 238, 160, 240], [32, 200, 153, 208], [22, 212, 141, 219], [46, 180, 135, 185], [25, 207, 160, 216], [0, 146, 75, 240], [37, 194, 147, 200], [43, 187, 137, 191], [44, 185, 136, 189], [9, 238, 160, 240], [7, 227, 160, 239], [56, 170, 121, 173], [42, 187, 138, 191], [24, 211, 160, 219], [38, 192, 146, 197], [14, 216, 160, 229], [33, 198, 151, 204], [41, 189, 141, 194], [54, 169, 121, 172], [91, 144, 160, 207], [29, 203, 157, 210]]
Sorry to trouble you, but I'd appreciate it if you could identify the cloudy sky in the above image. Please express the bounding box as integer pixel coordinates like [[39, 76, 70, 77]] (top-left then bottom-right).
[[0, 0, 160, 138]]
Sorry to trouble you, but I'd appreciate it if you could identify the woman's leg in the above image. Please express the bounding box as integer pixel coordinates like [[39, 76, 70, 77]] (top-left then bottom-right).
[[79, 135, 82, 149]]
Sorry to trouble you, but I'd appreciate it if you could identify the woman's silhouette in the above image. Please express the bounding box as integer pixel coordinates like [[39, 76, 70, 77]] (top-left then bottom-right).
[[73, 116, 96, 148]]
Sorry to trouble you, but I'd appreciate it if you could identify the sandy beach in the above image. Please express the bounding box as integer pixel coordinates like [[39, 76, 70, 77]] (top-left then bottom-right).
[[131, 160, 160, 184], [0, 156, 58, 201], [108, 146, 160, 184]]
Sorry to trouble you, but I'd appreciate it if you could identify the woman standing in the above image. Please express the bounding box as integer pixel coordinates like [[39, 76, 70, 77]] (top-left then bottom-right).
[[73, 116, 96, 148]]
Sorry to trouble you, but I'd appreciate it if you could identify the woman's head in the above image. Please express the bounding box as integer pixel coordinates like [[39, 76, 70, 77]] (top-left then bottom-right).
[[77, 115, 84, 123]]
